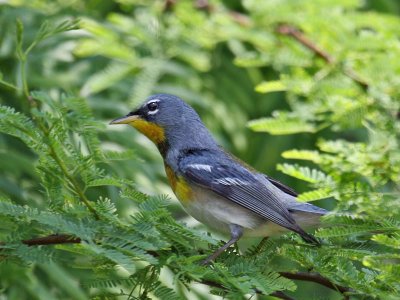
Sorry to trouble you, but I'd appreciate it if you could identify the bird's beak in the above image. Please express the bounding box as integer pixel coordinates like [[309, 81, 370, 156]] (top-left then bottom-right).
[[109, 114, 142, 125]]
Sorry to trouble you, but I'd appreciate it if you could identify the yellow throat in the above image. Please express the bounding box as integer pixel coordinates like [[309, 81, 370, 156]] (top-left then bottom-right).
[[129, 120, 165, 145]]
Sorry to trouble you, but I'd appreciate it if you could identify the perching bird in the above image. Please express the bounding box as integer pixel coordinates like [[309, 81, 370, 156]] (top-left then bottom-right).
[[110, 94, 327, 264]]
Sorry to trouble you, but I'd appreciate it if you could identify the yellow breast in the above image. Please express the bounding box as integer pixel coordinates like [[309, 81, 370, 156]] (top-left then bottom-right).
[[165, 165, 192, 204]]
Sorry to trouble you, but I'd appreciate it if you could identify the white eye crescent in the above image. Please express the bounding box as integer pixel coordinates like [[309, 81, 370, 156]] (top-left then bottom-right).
[[146, 99, 160, 115]]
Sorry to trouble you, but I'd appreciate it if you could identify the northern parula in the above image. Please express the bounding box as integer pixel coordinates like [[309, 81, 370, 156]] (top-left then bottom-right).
[[110, 94, 327, 264]]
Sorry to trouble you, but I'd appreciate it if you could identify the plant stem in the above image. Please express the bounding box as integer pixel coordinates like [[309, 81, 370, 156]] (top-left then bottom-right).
[[48, 147, 99, 219], [29, 110, 99, 219], [276, 24, 333, 64], [0, 80, 18, 91], [19, 59, 30, 100]]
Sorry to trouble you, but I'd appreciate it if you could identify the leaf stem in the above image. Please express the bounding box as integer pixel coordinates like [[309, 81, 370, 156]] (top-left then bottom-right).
[[19, 59, 30, 99], [0, 79, 18, 91], [48, 146, 99, 219], [34, 118, 99, 219]]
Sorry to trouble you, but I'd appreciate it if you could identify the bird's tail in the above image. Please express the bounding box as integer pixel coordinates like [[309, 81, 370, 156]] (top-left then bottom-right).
[[293, 225, 320, 245]]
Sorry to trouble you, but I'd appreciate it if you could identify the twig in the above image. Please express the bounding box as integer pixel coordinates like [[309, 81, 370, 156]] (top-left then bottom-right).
[[276, 24, 334, 64], [276, 24, 368, 89], [229, 11, 251, 26], [47, 147, 99, 220], [163, 0, 176, 11], [279, 271, 352, 294], [194, 0, 214, 13], [342, 67, 369, 89], [22, 234, 81, 246]]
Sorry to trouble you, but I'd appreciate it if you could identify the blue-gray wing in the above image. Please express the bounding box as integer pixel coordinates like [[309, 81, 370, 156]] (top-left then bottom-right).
[[179, 151, 317, 243]]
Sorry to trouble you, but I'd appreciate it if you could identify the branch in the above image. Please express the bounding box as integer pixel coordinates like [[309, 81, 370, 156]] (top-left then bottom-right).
[[47, 146, 99, 220], [279, 271, 352, 295], [27, 96, 99, 220], [229, 11, 251, 27], [194, 0, 213, 13], [163, 0, 176, 11], [276, 24, 333, 64], [22, 234, 81, 246], [276, 24, 368, 89]]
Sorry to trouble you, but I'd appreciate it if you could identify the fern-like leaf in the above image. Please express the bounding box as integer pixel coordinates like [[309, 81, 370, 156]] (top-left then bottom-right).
[[248, 117, 316, 135], [297, 188, 332, 202], [282, 149, 322, 163], [277, 163, 332, 184]]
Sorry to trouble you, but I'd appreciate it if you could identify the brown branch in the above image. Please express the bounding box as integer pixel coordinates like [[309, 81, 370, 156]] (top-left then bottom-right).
[[276, 24, 368, 89], [279, 271, 352, 295], [229, 11, 251, 27], [163, 0, 176, 11], [0, 234, 81, 247], [276, 24, 334, 64], [342, 67, 369, 89], [194, 0, 214, 13], [164, 0, 215, 13], [22, 234, 81, 246]]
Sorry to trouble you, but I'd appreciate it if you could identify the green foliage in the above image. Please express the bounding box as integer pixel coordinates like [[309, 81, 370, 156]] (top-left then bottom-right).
[[1, 0, 400, 299], [243, 0, 400, 298], [297, 188, 332, 202], [248, 115, 316, 135]]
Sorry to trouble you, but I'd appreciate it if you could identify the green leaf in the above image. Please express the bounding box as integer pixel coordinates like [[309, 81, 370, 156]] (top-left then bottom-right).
[[255, 80, 287, 93], [153, 282, 184, 300], [329, 98, 368, 130], [248, 117, 316, 135], [371, 233, 400, 249], [297, 188, 332, 202], [41, 263, 87, 300], [277, 163, 332, 183], [81, 62, 133, 95], [86, 177, 126, 188], [251, 272, 297, 294], [282, 149, 322, 163], [102, 150, 136, 161], [86, 244, 137, 274], [317, 215, 399, 238], [316, 225, 378, 238], [15, 244, 54, 264]]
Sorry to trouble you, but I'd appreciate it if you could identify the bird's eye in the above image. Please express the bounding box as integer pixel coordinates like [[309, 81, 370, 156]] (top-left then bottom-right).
[[147, 101, 158, 112]]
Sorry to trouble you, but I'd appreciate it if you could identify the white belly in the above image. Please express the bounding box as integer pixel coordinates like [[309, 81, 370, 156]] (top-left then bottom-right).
[[181, 185, 321, 237]]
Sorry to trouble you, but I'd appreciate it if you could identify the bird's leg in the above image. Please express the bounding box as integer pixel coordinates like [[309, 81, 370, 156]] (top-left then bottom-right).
[[201, 224, 243, 265]]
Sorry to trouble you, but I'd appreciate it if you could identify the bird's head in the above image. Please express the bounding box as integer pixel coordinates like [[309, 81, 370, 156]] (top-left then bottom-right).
[[110, 94, 217, 150]]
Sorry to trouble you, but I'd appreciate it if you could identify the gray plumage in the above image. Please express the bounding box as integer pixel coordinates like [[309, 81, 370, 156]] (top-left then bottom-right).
[[111, 93, 328, 263]]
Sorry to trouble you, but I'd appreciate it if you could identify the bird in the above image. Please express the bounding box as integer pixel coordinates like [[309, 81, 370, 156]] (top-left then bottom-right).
[[110, 94, 327, 264]]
